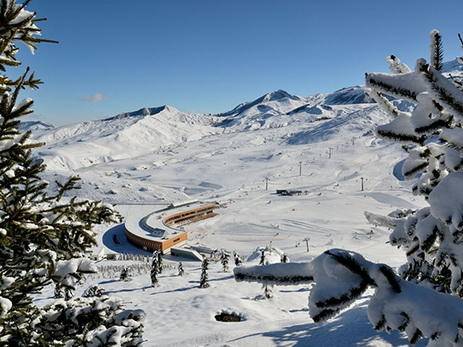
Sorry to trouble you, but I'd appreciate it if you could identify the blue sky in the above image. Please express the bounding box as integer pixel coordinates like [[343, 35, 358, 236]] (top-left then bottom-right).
[[19, 0, 463, 125]]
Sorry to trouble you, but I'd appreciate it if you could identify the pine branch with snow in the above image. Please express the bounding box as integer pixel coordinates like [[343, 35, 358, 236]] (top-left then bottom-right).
[[365, 30, 463, 296], [234, 28, 463, 346], [0, 1, 144, 345], [234, 249, 463, 346], [430, 30, 444, 71], [199, 258, 210, 288]]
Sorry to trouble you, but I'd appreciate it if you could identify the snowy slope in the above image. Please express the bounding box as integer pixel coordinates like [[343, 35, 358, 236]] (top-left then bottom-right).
[[19, 120, 54, 132], [31, 57, 463, 346], [323, 86, 375, 105], [29, 74, 452, 346], [44, 122, 421, 346], [215, 90, 314, 131], [29, 86, 400, 204], [30, 88, 386, 171], [34, 105, 219, 170]]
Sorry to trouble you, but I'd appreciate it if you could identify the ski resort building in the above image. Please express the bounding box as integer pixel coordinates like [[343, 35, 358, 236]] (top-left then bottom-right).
[[124, 201, 219, 253]]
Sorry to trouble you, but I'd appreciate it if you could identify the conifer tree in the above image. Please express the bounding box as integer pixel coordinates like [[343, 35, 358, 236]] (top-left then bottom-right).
[[234, 29, 463, 346], [220, 251, 229, 272], [259, 249, 266, 265], [178, 262, 184, 276], [157, 251, 163, 274], [234, 252, 242, 266], [263, 283, 273, 299], [120, 267, 130, 282], [82, 285, 105, 298], [0, 1, 145, 345], [150, 256, 159, 287], [199, 258, 210, 288], [364, 30, 463, 296]]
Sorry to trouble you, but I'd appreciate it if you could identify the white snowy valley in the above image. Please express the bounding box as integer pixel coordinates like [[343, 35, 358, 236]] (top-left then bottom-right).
[[5, 2, 463, 346], [29, 67, 463, 346]]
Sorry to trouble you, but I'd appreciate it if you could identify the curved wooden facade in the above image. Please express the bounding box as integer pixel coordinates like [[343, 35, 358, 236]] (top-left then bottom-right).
[[124, 203, 218, 253], [125, 228, 187, 253], [163, 203, 218, 227]]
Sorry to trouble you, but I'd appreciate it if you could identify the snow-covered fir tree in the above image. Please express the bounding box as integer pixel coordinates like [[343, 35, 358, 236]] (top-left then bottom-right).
[[234, 251, 242, 266], [221, 251, 229, 272], [0, 1, 145, 345], [259, 249, 266, 265], [120, 267, 130, 282], [157, 251, 163, 274], [234, 30, 463, 346], [263, 283, 273, 299], [363, 30, 463, 297], [82, 285, 105, 298], [151, 256, 159, 287], [281, 253, 288, 263], [199, 258, 210, 288], [178, 262, 184, 276]]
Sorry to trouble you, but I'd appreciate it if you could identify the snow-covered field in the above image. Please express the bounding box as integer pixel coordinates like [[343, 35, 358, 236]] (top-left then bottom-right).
[[33, 85, 430, 346]]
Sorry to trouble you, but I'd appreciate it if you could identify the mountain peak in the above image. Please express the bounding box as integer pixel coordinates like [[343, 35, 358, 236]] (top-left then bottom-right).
[[263, 89, 295, 101], [19, 120, 54, 132], [324, 86, 375, 105], [103, 104, 180, 121], [442, 58, 463, 73]]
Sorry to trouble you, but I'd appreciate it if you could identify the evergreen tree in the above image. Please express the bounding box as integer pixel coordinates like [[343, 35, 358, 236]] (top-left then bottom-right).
[[263, 283, 273, 299], [0, 1, 145, 345], [54, 284, 64, 299], [178, 262, 184, 276], [157, 251, 163, 274], [234, 29, 463, 346], [220, 251, 229, 272], [82, 285, 105, 298], [259, 249, 266, 265], [281, 254, 288, 263], [234, 252, 242, 266], [364, 30, 463, 296], [199, 258, 210, 288], [150, 256, 159, 287], [120, 267, 130, 282]]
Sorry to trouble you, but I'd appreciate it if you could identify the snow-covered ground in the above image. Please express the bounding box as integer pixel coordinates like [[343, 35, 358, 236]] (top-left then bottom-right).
[[33, 86, 430, 346]]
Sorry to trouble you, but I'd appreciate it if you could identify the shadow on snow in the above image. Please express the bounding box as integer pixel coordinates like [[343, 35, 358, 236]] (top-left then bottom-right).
[[102, 223, 151, 255], [228, 303, 426, 346]]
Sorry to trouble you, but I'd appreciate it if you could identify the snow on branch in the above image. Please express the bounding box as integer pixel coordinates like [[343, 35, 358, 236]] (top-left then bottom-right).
[[417, 59, 463, 118], [430, 30, 444, 71], [233, 262, 314, 285], [364, 211, 398, 229], [386, 55, 411, 74], [367, 88, 408, 118], [234, 249, 463, 345], [365, 71, 426, 101], [312, 249, 463, 346]]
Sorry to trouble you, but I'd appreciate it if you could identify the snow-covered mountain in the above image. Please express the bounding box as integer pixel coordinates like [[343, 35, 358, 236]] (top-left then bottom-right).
[[217, 90, 307, 118], [215, 90, 313, 130], [28, 59, 463, 172], [32, 91, 388, 171], [20, 120, 54, 132], [214, 87, 380, 132], [442, 58, 463, 72], [323, 86, 375, 105], [35, 105, 218, 170]]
